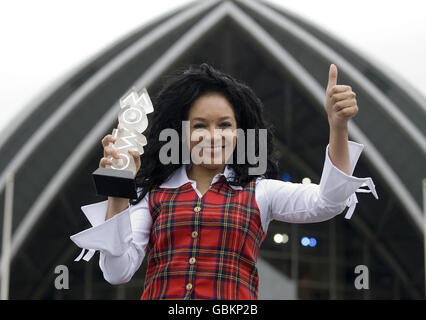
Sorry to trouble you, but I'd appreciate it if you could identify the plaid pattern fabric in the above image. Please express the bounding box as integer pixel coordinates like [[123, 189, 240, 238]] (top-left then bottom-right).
[[140, 175, 266, 300]]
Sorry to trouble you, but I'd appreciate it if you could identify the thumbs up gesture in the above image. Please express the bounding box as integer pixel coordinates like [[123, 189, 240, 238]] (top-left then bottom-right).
[[325, 64, 358, 129]]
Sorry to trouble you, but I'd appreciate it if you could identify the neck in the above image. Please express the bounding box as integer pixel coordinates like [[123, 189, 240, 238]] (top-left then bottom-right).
[[186, 164, 226, 185]]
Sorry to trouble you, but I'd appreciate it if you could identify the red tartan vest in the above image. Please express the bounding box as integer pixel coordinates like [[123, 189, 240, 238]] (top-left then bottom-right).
[[140, 174, 266, 300]]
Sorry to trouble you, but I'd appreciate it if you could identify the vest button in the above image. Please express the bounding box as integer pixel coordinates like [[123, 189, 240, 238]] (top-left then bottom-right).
[[194, 206, 201, 212], [189, 257, 196, 264], [191, 231, 198, 238], [186, 283, 193, 290]]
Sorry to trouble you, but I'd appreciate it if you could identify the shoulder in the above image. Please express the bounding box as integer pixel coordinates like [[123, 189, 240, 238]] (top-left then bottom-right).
[[254, 176, 280, 188], [254, 177, 299, 196], [129, 186, 150, 209]]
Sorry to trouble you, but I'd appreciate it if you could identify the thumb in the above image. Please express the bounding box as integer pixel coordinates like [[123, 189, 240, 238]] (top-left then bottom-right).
[[326, 64, 338, 91]]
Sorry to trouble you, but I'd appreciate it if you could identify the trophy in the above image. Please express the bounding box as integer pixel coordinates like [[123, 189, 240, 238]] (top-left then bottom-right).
[[92, 86, 153, 199]]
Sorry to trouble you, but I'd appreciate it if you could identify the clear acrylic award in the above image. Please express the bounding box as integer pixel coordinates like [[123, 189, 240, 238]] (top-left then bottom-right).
[[92, 87, 153, 199]]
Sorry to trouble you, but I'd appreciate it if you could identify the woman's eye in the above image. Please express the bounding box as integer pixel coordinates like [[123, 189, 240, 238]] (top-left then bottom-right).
[[193, 122, 231, 129]]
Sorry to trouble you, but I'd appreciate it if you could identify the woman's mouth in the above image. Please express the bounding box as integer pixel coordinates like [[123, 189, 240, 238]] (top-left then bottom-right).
[[203, 146, 225, 154]]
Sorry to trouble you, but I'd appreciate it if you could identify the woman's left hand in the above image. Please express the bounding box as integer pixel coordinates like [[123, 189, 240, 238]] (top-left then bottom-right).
[[324, 64, 358, 129]]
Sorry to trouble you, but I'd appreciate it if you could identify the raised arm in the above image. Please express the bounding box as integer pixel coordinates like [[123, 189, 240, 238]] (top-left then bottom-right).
[[325, 63, 357, 175], [255, 64, 378, 232], [256, 140, 378, 232]]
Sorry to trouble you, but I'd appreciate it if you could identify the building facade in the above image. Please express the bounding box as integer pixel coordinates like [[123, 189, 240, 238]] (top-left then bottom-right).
[[0, 0, 425, 299]]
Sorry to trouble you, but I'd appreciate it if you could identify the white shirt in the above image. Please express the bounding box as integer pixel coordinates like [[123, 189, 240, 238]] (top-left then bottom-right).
[[70, 140, 378, 285]]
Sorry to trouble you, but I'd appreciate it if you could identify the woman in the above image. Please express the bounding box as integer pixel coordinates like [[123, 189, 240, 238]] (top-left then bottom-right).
[[70, 63, 378, 300]]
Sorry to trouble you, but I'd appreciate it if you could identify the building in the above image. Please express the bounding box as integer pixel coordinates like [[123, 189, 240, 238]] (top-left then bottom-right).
[[0, 0, 425, 299]]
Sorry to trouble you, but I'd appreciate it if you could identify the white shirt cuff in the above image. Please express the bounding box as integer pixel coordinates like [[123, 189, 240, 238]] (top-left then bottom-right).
[[69, 201, 132, 262], [319, 140, 379, 219]]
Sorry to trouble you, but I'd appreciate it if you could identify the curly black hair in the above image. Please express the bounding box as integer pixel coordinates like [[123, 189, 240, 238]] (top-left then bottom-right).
[[130, 62, 279, 205]]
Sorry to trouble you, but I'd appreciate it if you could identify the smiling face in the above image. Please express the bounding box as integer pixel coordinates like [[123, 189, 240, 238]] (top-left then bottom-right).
[[186, 93, 238, 170]]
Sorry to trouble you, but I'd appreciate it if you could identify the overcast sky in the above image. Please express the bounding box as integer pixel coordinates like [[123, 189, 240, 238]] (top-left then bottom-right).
[[0, 0, 425, 133]]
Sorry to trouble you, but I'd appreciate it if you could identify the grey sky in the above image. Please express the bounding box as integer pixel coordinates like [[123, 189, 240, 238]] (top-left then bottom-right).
[[0, 0, 424, 133]]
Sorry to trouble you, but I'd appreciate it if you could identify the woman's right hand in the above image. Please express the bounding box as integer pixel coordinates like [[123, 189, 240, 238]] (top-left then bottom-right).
[[99, 134, 141, 220], [99, 134, 119, 168], [99, 133, 141, 174], [99, 132, 135, 219]]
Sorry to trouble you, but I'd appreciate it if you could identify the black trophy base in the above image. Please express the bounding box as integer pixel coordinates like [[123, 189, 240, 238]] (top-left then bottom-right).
[[92, 167, 138, 199]]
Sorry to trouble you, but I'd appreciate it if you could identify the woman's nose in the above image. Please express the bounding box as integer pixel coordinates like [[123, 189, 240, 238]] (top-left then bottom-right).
[[207, 129, 221, 143]]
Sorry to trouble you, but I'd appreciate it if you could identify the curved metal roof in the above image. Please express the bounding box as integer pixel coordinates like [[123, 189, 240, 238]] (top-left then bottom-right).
[[0, 0, 424, 299]]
